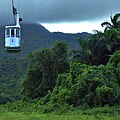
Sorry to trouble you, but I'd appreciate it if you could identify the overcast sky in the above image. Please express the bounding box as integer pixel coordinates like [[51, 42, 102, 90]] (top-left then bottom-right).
[[1, 0, 120, 33]]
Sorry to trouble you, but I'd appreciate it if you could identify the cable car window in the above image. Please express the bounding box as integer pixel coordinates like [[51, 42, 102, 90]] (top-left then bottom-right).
[[16, 29, 20, 37], [6, 29, 10, 37], [11, 29, 14, 37]]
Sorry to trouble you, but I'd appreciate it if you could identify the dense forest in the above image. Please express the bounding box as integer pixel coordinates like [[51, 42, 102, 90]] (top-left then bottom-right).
[[23, 13, 120, 107], [0, 13, 120, 119]]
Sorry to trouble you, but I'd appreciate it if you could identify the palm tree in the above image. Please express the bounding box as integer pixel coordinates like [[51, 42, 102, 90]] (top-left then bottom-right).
[[70, 13, 120, 66], [101, 13, 120, 31], [101, 13, 120, 52], [70, 31, 113, 65], [88, 31, 113, 65], [69, 37, 93, 65]]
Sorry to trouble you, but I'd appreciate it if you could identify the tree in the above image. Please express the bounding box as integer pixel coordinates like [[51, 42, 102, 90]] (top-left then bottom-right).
[[0, 56, 27, 102], [51, 40, 69, 74], [69, 37, 93, 65], [101, 13, 120, 30], [70, 32, 112, 65], [22, 41, 69, 99], [70, 13, 120, 66], [101, 13, 120, 52], [89, 31, 112, 65], [22, 48, 57, 99]]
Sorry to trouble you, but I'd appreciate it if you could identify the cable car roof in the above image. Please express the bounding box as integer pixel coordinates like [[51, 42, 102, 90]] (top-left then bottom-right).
[[5, 25, 20, 29]]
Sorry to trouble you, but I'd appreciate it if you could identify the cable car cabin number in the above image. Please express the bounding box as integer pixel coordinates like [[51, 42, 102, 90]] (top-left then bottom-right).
[[5, 26, 21, 51]]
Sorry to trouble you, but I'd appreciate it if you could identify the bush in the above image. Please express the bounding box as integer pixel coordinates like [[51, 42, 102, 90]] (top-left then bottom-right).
[[70, 62, 89, 80], [25, 50, 120, 108], [116, 63, 120, 83], [96, 86, 116, 106], [107, 50, 120, 83], [45, 62, 119, 108], [107, 50, 120, 68]]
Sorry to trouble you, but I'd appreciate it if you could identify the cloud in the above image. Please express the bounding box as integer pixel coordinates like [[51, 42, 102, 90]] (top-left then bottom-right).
[[1, 0, 120, 25]]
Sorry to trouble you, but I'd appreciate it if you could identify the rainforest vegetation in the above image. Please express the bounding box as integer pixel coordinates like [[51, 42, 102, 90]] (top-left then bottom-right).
[[0, 13, 120, 119]]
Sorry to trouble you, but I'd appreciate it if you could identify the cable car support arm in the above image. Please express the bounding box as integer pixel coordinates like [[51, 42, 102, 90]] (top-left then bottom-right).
[[12, 0, 22, 26]]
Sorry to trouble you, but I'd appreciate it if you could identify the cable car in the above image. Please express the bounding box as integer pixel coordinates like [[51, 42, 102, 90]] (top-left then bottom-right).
[[5, 25, 21, 51], [5, 0, 22, 52]]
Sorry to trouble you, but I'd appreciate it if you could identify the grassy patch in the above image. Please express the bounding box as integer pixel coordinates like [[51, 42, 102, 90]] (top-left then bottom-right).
[[0, 101, 120, 120], [0, 111, 120, 120]]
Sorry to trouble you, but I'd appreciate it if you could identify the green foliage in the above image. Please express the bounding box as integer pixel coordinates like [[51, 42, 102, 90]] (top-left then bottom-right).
[[107, 50, 120, 68], [101, 13, 120, 30], [43, 62, 119, 108], [1, 100, 120, 120], [70, 31, 112, 65], [116, 63, 120, 83], [51, 40, 69, 74], [107, 50, 120, 84], [22, 67, 43, 99], [22, 41, 69, 99], [38, 91, 52, 105], [70, 62, 89, 80], [0, 56, 28, 103], [50, 74, 72, 105], [70, 13, 120, 66], [69, 65, 118, 107], [22, 48, 57, 99], [69, 37, 93, 65], [96, 86, 115, 106]]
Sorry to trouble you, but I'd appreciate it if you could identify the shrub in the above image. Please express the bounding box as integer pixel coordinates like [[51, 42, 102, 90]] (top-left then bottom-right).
[[107, 50, 120, 68], [107, 50, 120, 83], [46, 63, 119, 107]]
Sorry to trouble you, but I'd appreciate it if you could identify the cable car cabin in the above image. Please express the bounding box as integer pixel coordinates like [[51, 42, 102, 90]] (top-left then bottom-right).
[[5, 25, 21, 52]]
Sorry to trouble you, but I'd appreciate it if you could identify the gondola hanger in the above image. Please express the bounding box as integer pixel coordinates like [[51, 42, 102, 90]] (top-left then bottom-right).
[[5, 0, 22, 52]]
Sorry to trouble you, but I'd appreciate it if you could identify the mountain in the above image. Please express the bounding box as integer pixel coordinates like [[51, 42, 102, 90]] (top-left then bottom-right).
[[0, 23, 91, 57], [0, 24, 91, 103]]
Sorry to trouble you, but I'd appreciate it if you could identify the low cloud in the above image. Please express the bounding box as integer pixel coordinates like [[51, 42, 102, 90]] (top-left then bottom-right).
[[1, 0, 120, 25]]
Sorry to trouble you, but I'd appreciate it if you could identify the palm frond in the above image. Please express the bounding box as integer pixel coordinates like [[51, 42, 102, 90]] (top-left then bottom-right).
[[101, 22, 112, 27], [113, 13, 120, 23]]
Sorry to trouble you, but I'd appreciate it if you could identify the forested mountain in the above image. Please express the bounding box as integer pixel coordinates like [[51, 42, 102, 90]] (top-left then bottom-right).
[[0, 23, 91, 57], [0, 13, 120, 111], [0, 23, 91, 103]]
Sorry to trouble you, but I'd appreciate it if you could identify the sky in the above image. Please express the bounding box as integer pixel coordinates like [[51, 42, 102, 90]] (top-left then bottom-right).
[[1, 0, 120, 33]]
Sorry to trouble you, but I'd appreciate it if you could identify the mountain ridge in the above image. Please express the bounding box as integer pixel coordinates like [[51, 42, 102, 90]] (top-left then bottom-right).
[[0, 23, 91, 57]]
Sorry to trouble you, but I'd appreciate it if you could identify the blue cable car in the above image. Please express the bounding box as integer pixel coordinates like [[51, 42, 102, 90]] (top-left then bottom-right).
[[5, 25, 21, 51], [5, 0, 22, 52]]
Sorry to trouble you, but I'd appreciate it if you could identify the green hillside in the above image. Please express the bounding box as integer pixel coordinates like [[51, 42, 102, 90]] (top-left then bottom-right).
[[0, 56, 28, 103], [0, 13, 120, 120], [0, 24, 91, 103]]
